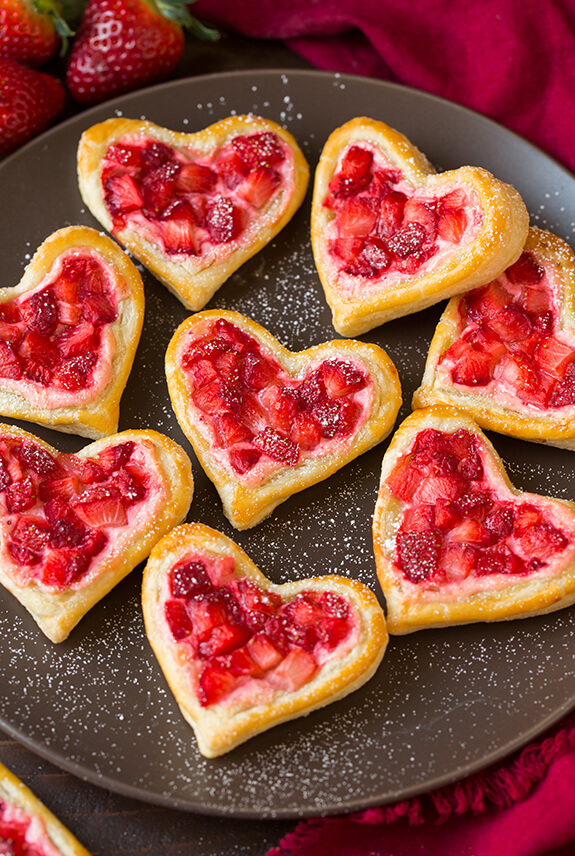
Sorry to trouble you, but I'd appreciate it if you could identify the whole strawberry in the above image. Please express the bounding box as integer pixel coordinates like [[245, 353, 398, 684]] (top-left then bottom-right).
[[0, 0, 73, 67], [0, 58, 65, 156], [66, 0, 217, 105]]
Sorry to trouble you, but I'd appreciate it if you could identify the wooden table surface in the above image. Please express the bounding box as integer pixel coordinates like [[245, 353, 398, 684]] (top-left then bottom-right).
[[0, 33, 314, 856]]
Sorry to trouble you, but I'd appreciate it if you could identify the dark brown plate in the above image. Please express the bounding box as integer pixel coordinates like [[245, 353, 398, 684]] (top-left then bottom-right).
[[1, 69, 575, 819]]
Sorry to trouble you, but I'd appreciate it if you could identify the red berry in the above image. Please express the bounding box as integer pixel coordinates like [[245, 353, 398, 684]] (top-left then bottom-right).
[[0, 58, 65, 156], [0, 0, 64, 67]]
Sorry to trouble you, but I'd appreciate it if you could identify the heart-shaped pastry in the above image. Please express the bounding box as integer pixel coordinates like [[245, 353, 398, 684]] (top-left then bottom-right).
[[0, 226, 144, 439], [77, 115, 310, 311], [414, 228, 575, 448], [373, 405, 575, 634], [311, 117, 530, 336], [0, 423, 193, 642], [0, 761, 92, 856], [165, 309, 402, 529], [142, 522, 388, 757]]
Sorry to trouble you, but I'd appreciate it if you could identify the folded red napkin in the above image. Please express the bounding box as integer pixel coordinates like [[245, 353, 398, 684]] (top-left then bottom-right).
[[191, 2, 575, 852], [193, 0, 575, 175]]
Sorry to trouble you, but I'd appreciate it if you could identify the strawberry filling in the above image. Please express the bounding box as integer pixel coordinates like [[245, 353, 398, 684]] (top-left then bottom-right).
[[322, 143, 481, 287], [386, 427, 574, 589], [0, 436, 156, 591], [0, 250, 122, 407], [162, 552, 358, 707], [437, 251, 575, 409], [0, 801, 61, 856], [101, 131, 294, 259], [177, 319, 373, 480]]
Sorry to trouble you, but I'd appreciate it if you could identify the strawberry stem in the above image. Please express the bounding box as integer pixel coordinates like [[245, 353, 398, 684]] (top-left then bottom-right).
[[154, 0, 220, 41]]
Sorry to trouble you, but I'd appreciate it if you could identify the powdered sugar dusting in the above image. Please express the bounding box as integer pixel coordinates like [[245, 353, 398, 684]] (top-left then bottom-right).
[[1, 69, 575, 823]]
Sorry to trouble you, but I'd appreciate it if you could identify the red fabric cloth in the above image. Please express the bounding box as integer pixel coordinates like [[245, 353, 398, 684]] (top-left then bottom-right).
[[189, 2, 575, 852], [192, 0, 575, 175]]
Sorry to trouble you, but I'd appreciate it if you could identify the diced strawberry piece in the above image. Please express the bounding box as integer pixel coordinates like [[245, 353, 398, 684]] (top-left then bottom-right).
[[485, 504, 515, 539], [253, 427, 299, 465], [451, 348, 493, 387], [175, 162, 217, 194], [215, 149, 249, 189], [297, 370, 327, 411], [550, 360, 575, 406], [39, 474, 79, 502], [388, 221, 427, 259], [208, 556, 236, 588], [0, 319, 22, 345], [232, 132, 285, 169], [375, 190, 407, 238], [463, 281, 512, 325], [328, 145, 373, 198], [5, 475, 36, 513], [104, 173, 144, 218], [214, 318, 252, 350], [187, 357, 219, 389], [520, 284, 551, 315], [534, 337, 575, 376], [319, 591, 350, 619], [463, 327, 508, 363], [198, 622, 251, 659], [205, 195, 242, 243], [386, 455, 424, 503], [229, 447, 262, 474], [0, 300, 21, 323], [236, 166, 281, 208], [190, 596, 229, 643], [8, 540, 41, 566], [44, 499, 86, 548], [58, 301, 83, 326], [81, 293, 117, 324], [239, 349, 276, 390], [52, 354, 98, 391], [437, 204, 467, 242], [162, 213, 199, 255], [330, 236, 365, 265], [336, 196, 378, 238], [75, 258, 107, 298], [402, 501, 436, 533], [290, 411, 322, 451], [213, 412, 253, 447], [513, 504, 542, 534], [10, 516, 50, 554], [532, 311, 554, 338], [170, 559, 212, 598], [487, 304, 533, 343], [402, 198, 437, 243], [0, 340, 22, 379], [283, 593, 325, 627], [417, 475, 464, 505], [247, 633, 283, 671], [56, 321, 98, 358], [223, 646, 264, 678], [449, 518, 491, 545], [18, 330, 60, 368], [96, 442, 134, 473], [318, 616, 351, 650], [396, 529, 442, 582], [198, 664, 238, 706], [20, 288, 58, 336], [140, 141, 174, 169], [434, 497, 461, 530], [165, 599, 193, 640], [442, 542, 479, 581], [105, 141, 144, 169], [17, 443, 58, 476], [315, 399, 361, 438], [41, 547, 91, 587], [347, 237, 393, 277], [475, 545, 521, 576], [269, 648, 318, 692], [493, 352, 550, 406], [506, 252, 544, 286], [455, 489, 494, 523], [260, 385, 299, 432], [192, 378, 232, 415], [321, 359, 366, 397], [515, 521, 569, 559], [73, 489, 128, 528]]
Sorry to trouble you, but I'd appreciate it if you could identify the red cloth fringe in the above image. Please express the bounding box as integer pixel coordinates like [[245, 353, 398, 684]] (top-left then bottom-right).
[[268, 714, 575, 855]]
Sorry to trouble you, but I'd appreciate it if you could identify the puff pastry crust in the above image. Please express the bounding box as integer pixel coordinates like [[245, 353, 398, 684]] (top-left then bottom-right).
[[142, 522, 388, 757], [0, 423, 193, 642], [373, 405, 575, 634], [311, 117, 530, 336], [0, 761, 91, 855], [0, 226, 144, 439], [165, 309, 402, 529], [414, 227, 575, 449], [77, 115, 310, 311]]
